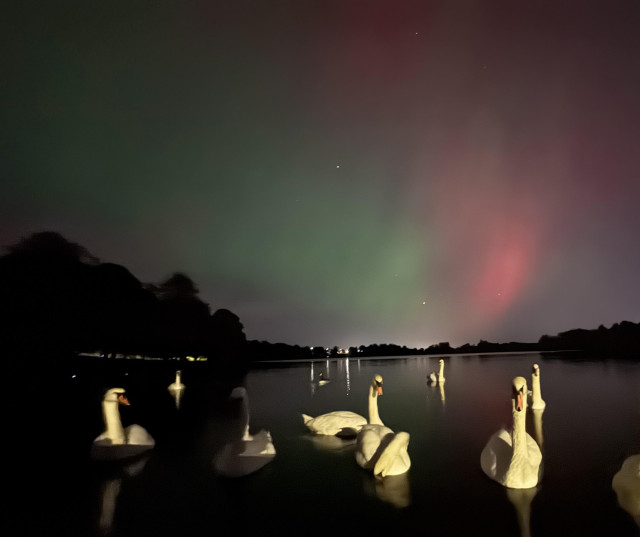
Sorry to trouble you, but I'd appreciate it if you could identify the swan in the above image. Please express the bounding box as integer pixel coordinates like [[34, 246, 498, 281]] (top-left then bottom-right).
[[168, 370, 186, 408], [428, 359, 446, 384], [356, 427, 411, 477], [612, 454, 640, 526], [480, 377, 542, 489], [302, 374, 384, 437], [168, 369, 185, 391], [354, 376, 411, 477], [213, 386, 275, 477], [530, 364, 545, 410], [90, 388, 155, 461], [317, 372, 331, 386]]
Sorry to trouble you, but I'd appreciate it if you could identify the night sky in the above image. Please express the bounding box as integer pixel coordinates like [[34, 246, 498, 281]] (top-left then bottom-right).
[[3, 1, 640, 349]]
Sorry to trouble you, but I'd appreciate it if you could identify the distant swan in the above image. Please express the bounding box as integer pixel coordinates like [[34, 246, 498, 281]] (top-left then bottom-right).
[[168, 369, 185, 391], [213, 387, 275, 477], [91, 388, 155, 461], [302, 374, 384, 437], [530, 364, 545, 410], [317, 372, 331, 386], [428, 359, 445, 384], [480, 377, 542, 489], [612, 454, 640, 526], [168, 370, 186, 408]]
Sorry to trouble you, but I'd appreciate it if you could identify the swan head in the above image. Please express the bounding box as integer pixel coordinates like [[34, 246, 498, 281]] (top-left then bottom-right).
[[104, 388, 130, 406], [511, 377, 527, 412], [373, 374, 383, 395], [532, 364, 540, 377], [439, 359, 444, 365]]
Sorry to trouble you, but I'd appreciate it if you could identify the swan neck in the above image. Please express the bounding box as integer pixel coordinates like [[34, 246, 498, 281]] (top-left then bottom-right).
[[368, 385, 383, 425], [438, 361, 445, 380], [531, 374, 542, 404], [103, 399, 125, 444], [511, 400, 529, 459]]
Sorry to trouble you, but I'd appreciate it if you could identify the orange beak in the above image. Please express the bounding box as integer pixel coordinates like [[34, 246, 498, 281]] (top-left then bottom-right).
[[376, 386, 383, 396], [516, 392, 523, 412], [118, 394, 131, 406]]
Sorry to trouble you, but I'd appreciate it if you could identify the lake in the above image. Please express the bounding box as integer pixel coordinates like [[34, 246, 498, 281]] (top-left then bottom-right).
[[14, 352, 640, 536]]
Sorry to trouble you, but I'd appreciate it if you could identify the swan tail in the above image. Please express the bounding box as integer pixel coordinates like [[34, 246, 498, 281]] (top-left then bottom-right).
[[302, 414, 314, 426], [374, 432, 410, 478]]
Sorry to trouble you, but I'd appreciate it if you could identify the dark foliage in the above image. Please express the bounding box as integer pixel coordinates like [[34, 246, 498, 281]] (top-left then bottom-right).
[[1, 231, 639, 372]]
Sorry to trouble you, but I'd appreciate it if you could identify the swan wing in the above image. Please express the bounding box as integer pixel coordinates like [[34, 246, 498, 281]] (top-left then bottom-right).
[[373, 432, 411, 477], [303, 411, 367, 435], [480, 428, 512, 483], [356, 424, 394, 470], [125, 425, 155, 447]]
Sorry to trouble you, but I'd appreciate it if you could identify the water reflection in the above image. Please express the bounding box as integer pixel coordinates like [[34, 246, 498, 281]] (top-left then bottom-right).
[[505, 486, 538, 537], [213, 387, 276, 477], [96, 455, 150, 535], [305, 434, 356, 452], [612, 454, 640, 526], [362, 472, 411, 508], [346, 358, 351, 395]]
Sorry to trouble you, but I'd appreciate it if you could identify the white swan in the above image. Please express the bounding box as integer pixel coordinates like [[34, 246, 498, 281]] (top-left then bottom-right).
[[612, 454, 640, 526], [168, 370, 186, 408], [428, 359, 446, 384], [168, 369, 185, 391], [356, 427, 411, 477], [91, 388, 155, 461], [213, 387, 275, 477], [530, 364, 545, 410], [317, 372, 331, 386], [480, 377, 542, 489], [302, 374, 384, 437], [355, 376, 411, 477]]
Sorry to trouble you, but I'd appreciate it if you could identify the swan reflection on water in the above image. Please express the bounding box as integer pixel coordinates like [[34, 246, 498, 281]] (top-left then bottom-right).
[[306, 433, 356, 452], [506, 486, 538, 537], [213, 387, 276, 477], [96, 455, 150, 535], [362, 472, 411, 509]]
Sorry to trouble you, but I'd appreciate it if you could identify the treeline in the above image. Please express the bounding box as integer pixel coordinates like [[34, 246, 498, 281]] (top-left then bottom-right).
[[0, 232, 248, 374], [2, 232, 639, 370]]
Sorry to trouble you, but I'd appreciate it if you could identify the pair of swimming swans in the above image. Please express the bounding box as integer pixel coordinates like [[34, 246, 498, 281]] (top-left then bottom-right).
[[302, 375, 411, 477], [91, 388, 155, 461], [428, 359, 446, 384], [213, 386, 276, 477], [480, 375, 543, 489]]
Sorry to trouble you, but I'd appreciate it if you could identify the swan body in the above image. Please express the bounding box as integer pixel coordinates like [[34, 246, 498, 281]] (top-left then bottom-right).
[[302, 374, 384, 437], [428, 359, 445, 384], [530, 364, 545, 410], [480, 377, 542, 489], [356, 426, 411, 477], [612, 454, 640, 526], [316, 372, 331, 386], [91, 388, 155, 461], [168, 369, 185, 392], [213, 387, 275, 477]]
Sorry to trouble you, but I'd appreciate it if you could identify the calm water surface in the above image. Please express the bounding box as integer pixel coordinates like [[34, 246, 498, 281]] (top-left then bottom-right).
[[16, 353, 640, 536]]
